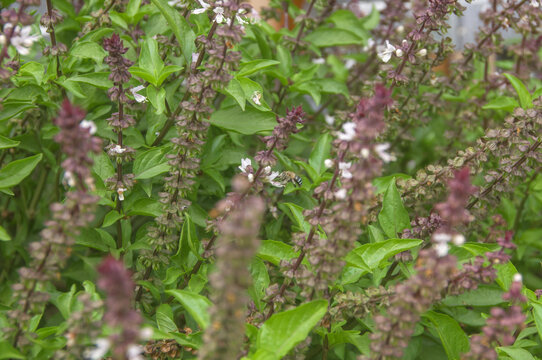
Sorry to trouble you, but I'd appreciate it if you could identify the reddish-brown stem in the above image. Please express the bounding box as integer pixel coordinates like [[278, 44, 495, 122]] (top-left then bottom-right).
[[115, 84, 124, 251], [45, 0, 62, 78]]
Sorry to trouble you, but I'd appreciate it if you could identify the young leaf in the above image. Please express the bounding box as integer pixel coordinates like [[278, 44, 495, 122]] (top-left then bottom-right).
[[503, 73, 533, 109], [166, 289, 211, 330], [423, 311, 469, 360], [19, 61, 45, 85], [0, 225, 11, 241], [156, 304, 178, 333], [146, 84, 167, 114], [0, 153, 42, 189], [224, 78, 246, 110], [378, 180, 410, 238], [69, 41, 108, 64], [0, 341, 24, 359], [208, 105, 277, 135], [133, 147, 170, 179], [237, 59, 280, 77], [531, 302, 542, 343], [308, 133, 332, 175], [0, 135, 20, 150], [255, 300, 328, 359], [137, 38, 164, 86]]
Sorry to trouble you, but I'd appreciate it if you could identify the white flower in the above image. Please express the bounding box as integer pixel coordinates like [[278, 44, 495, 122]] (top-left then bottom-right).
[[112, 145, 126, 154], [39, 25, 50, 41], [247, 173, 254, 183], [213, 6, 225, 23], [337, 122, 357, 141], [513, 273, 523, 283], [375, 143, 396, 163], [267, 171, 284, 187], [344, 58, 356, 70], [395, 48, 403, 57], [312, 57, 325, 65], [335, 188, 347, 199], [1, 24, 40, 56], [80, 120, 97, 135], [452, 234, 466, 246], [63, 171, 76, 187], [376, 40, 396, 63], [363, 38, 375, 51], [435, 242, 449, 257], [127, 344, 144, 360], [140, 327, 154, 340], [84, 338, 110, 360], [117, 188, 127, 201], [324, 159, 334, 168], [531, 0, 540, 7], [131, 85, 147, 103], [238, 158, 251, 173], [324, 114, 335, 125], [252, 91, 262, 105], [236, 14, 248, 24], [361, 148, 370, 158], [338, 162, 352, 179], [396, 25, 405, 33], [192, 52, 199, 64], [417, 48, 427, 57], [192, 0, 210, 14], [433, 233, 452, 243]]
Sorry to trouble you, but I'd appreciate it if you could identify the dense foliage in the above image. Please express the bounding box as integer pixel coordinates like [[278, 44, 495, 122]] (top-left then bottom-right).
[[0, 0, 541, 359]]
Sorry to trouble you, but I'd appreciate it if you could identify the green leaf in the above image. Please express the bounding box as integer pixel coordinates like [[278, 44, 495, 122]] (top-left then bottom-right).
[[19, 61, 45, 84], [256, 300, 328, 359], [139, 38, 164, 86], [281, 203, 311, 234], [0, 135, 20, 149], [0, 225, 11, 241], [503, 73, 533, 109], [70, 72, 114, 89], [328, 10, 369, 40], [531, 302, 542, 343], [70, 41, 108, 64], [313, 78, 349, 99], [378, 180, 410, 238], [360, 5, 380, 30], [157, 65, 183, 86], [497, 346, 536, 360], [276, 45, 293, 77], [128, 66, 156, 84], [102, 210, 123, 227], [237, 59, 280, 77], [344, 238, 423, 274], [257, 240, 299, 266], [224, 78, 246, 110], [166, 289, 211, 330], [291, 81, 321, 105], [309, 133, 332, 175], [0, 341, 24, 359], [237, 77, 271, 111], [178, 213, 201, 260], [423, 311, 469, 360], [442, 286, 505, 307], [326, 330, 369, 355], [151, 0, 196, 65], [208, 105, 277, 135], [496, 261, 519, 291], [156, 304, 178, 333], [373, 174, 411, 195], [482, 96, 519, 112], [0, 103, 36, 122], [133, 147, 170, 179], [146, 84, 167, 114], [305, 28, 364, 47], [0, 153, 42, 189]]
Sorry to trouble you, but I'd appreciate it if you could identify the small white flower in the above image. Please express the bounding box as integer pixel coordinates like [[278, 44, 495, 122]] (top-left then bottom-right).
[[131, 85, 147, 103], [452, 234, 466, 246], [63, 171, 76, 187], [530, 0, 539, 7], [375, 143, 396, 163], [2, 24, 40, 56], [247, 173, 254, 183], [236, 14, 248, 24], [376, 40, 396, 63], [267, 171, 284, 187], [84, 338, 110, 360], [435, 242, 449, 257], [238, 158, 251, 173], [168, 0, 182, 7], [252, 91, 262, 105], [192, 0, 210, 14], [344, 58, 356, 70], [117, 188, 127, 201], [192, 52, 199, 64], [312, 57, 325, 65], [363, 38, 375, 51], [417, 48, 427, 57], [39, 25, 50, 41], [433, 233, 452, 243], [335, 188, 347, 199], [324, 159, 334, 168], [396, 25, 405, 33], [140, 327, 154, 340], [126, 344, 144, 360], [324, 114, 335, 125], [513, 273, 523, 283], [213, 6, 225, 23], [263, 166, 271, 175], [395, 48, 403, 57], [80, 120, 97, 135], [337, 122, 357, 141], [361, 148, 370, 159], [112, 145, 126, 154], [338, 162, 352, 179]]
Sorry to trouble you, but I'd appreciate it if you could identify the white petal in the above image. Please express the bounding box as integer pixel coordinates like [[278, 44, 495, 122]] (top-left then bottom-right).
[[435, 243, 449, 257], [324, 114, 335, 125], [80, 120, 97, 135], [513, 273, 523, 282], [192, 7, 207, 14]]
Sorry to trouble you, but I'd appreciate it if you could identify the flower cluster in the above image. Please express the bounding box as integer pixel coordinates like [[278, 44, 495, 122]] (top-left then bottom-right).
[[200, 176, 265, 360]]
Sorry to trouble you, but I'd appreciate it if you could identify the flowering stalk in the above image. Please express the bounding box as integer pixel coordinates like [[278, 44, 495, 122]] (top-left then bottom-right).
[[41, 0, 66, 77], [7, 100, 101, 348], [199, 176, 265, 360], [102, 34, 136, 250]]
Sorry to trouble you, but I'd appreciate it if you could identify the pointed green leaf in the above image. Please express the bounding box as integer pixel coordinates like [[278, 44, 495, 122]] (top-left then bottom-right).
[[378, 180, 410, 238], [0, 153, 42, 189], [0, 135, 20, 150], [423, 311, 469, 360], [166, 289, 211, 330], [503, 73, 533, 109]]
